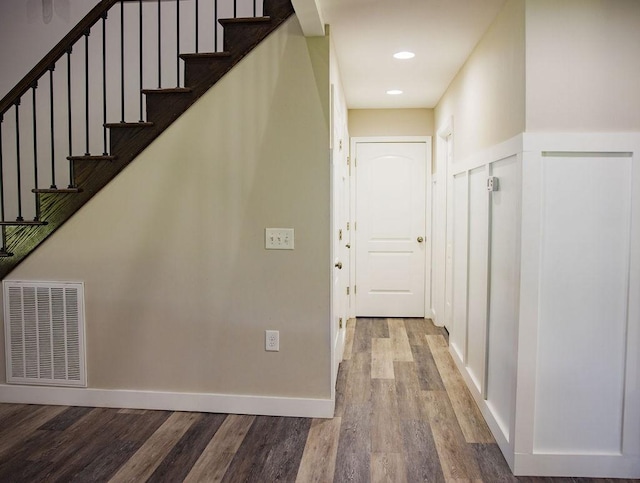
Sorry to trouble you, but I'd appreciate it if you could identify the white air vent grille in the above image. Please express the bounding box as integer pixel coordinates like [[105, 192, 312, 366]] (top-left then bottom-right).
[[3, 281, 86, 387]]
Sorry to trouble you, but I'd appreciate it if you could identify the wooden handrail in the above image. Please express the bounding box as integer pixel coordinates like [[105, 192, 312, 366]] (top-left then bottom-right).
[[0, 0, 119, 117]]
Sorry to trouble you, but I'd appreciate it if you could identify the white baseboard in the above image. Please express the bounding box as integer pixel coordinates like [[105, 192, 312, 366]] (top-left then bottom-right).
[[0, 384, 335, 419], [513, 453, 640, 479], [428, 308, 440, 325]]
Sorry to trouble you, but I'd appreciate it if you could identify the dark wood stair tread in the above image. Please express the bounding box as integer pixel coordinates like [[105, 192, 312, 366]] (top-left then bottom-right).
[[142, 87, 192, 95], [219, 16, 271, 25], [180, 52, 232, 60], [105, 122, 154, 129], [0, 220, 48, 226], [67, 155, 117, 161], [32, 188, 83, 194]]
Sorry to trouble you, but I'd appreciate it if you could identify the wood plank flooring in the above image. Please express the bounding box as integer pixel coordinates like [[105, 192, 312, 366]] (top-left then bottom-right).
[[0, 318, 634, 482]]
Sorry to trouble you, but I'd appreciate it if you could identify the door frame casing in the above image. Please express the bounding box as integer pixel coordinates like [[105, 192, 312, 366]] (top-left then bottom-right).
[[432, 118, 453, 328], [350, 136, 433, 318]]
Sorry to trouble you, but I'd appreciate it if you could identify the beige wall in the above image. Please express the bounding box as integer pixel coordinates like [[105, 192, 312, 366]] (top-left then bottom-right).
[[2, 17, 332, 399], [526, 0, 640, 132], [434, 0, 525, 161], [348, 109, 434, 138]]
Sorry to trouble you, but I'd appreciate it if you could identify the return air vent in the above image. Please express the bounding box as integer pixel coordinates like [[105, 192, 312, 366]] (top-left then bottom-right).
[[3, 281, 86, 387]]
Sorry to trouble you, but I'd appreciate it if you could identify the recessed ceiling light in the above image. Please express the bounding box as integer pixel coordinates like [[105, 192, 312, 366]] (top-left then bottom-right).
[[386, 89, 403, 95], [393, 51, 415, 60]]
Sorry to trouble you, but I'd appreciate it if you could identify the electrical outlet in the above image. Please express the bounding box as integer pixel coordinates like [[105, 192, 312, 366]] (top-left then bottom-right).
[[265, 330, 279, 351]]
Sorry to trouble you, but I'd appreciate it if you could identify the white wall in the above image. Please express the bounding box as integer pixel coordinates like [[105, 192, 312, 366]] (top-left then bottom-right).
[[1, 17, 333, 414], [432, 0, 525, 328], [526, 0, 640, 132], [0, 0, 101, 95], [434, 0, 525, 162]]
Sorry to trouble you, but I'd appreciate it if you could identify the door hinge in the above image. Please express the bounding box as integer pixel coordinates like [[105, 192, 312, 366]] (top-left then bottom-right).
[[354, 222, 357, 231], [346, 222, 350, 231], [354, 285, 357, 294], [339, 229, 343, 241], [346, 286, 350, 295], [339, 317, 343, 329], [347, 156, 350, 166]]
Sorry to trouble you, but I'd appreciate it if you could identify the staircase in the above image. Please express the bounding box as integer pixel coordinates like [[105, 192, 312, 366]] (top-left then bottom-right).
[[0, 0, 294, 279]]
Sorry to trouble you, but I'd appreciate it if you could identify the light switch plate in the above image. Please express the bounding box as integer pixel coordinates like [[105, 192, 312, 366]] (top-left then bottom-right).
[[265, 228, 294, 250]]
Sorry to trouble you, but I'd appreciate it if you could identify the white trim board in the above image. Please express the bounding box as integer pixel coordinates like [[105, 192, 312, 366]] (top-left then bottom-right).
[[452, 134, 523, 175], [0, 384, 335, 418]]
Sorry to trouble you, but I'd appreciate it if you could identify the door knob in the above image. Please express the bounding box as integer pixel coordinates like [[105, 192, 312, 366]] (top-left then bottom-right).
[[345, 244, 351, 248], [335, 261, 343, 269], [417, 236, 424, 243]]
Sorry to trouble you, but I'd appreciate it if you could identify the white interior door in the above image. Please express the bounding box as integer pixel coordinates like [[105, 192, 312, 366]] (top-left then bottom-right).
[[355, 141, 428, 317], [332, 149, 349, 359], [331, 85, 349, 369]]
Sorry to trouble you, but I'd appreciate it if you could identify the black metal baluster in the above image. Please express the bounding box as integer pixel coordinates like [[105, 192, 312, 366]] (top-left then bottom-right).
[[158, 0, 162, 88], [121, 0, 125, 122], [234, 0, 237, 18], [102, 14, 108, 154], [0, 115, 6, 253], [195, 0, 199, 53], [214, 0, 218, 52], [49, 67, 56, 189], [176, 0, 180, 88], [32, 83, 41, 220], [84, 31, 90, 155], [32, 83, 39, 192], [254, 0, 256, 17], [0, 115, 5, 223], [139, 0, 144, 121], [15, 101, 23, 221], [67, 48, 75, 188]]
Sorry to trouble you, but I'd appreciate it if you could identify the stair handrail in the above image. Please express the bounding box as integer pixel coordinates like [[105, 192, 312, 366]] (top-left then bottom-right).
[[0, 0, 118, 118]]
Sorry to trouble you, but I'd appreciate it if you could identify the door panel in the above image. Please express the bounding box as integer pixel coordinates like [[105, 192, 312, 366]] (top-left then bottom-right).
[[331, 84, 349, 368], [355, 142, 427, 317]]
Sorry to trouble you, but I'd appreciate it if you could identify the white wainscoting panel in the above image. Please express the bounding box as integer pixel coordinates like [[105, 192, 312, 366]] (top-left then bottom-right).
[[466, 166, 489, 394], [451, 172, 469, 363], [445, 133, 640, 478], [486, 155, 521, 442], [533, 153, 632, 454]]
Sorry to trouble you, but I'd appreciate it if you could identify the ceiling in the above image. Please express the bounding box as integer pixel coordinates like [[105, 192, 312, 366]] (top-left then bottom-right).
[[314, 0, 507, 109]]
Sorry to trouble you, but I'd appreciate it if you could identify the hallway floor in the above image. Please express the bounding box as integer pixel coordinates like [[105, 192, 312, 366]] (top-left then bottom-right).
[[0, 318, 633, 482]]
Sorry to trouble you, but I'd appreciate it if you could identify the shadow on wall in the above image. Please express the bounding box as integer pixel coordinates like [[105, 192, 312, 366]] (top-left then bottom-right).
[[27, 0, 71, 24]]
